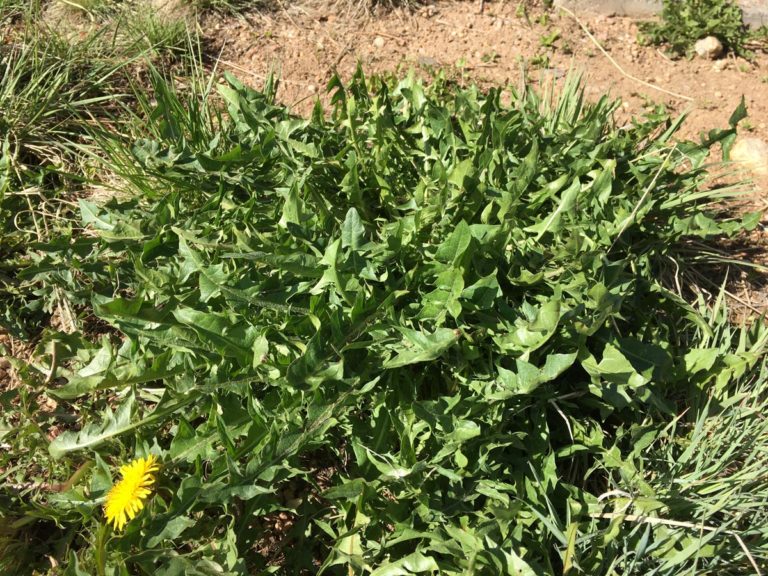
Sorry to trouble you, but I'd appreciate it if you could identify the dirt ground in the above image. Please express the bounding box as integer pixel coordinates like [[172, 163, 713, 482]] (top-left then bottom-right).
[[204, 0, 768, 192]]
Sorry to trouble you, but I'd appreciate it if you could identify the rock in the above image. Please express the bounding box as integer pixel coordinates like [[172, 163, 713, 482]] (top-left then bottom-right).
[[373, 36, 386, 48], [712, 59, 729, 71], [731, 138, 768, 175], [694, 36, 724, 60], [714, 91, 723, 98]]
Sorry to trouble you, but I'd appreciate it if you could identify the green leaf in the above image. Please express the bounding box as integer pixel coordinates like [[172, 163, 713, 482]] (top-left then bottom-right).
[[172, 307, 254, 366], [341, 207, 365, 250], [323, 478, 368, 501], [384, 327, 461, 368], [49, 392, 195, 459], [49, 392, 136, 459], [728, 95, 747, 128], [79, 199, 115, 231], [369, 552, 440, 576], [494, 299, 561, 354], [145, 516, 197, 547], [684, 347, 719, 373], [526, 178, 580, 239], [434, 220, 472, 265]]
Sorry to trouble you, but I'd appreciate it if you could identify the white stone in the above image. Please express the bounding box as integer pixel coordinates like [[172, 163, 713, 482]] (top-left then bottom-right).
[[731, 138, 768, 175], [695, 36, 724, 60], [373, 36, 386, 48]]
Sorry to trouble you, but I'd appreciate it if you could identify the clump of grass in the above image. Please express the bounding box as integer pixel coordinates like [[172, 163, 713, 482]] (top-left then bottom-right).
[[1, 0, 48, 20], [122, 9, 192, 58], [0, 0, 204, 339], [346, 0, 427, 15], [0, 26, 125, 246], [0, 25, 124, 336], [185, 0, 423, 17], [184, 0, 277, 16]]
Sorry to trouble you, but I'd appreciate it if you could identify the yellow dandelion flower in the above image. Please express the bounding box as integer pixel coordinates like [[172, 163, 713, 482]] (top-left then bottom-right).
[[104, 454, 160, 531]]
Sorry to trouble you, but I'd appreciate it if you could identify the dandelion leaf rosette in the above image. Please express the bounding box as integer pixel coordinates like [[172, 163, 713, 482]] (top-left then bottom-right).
[[16, 68, 768, 573]]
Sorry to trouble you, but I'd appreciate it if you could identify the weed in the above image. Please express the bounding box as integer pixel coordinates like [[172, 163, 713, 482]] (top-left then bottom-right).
[[539, 28, 560, 48], [3, 62, 766, 573], [638, 0, 767, 58], [481, 50, 500, 64], [2, 1, 768, 572], [530, 51, 551, 68], [515, 1, 530, 24]]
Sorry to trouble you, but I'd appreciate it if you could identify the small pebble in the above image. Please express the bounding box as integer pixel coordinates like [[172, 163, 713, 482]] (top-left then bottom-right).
[[731, 138, 768, 175]]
